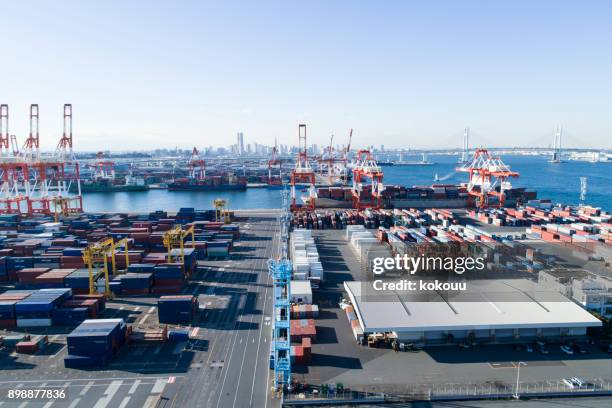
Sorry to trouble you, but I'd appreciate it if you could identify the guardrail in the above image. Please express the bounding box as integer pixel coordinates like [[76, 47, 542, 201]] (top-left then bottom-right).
[[283, 379, 612, 406]]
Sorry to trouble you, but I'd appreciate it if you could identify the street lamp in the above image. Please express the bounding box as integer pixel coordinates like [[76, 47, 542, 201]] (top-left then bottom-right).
[[513, 361, 527, 399]]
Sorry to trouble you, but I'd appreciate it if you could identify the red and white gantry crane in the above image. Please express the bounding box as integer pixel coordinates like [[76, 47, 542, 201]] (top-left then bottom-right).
[[351, 149, 384, 209], [456, 148, 519, 209], [290, 124, 316, 211]]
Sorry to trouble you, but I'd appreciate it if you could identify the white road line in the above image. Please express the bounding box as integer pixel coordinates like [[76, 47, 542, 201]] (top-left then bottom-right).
[[147, 306, 155, 314], [42, 401, 54, 408], [67, 398, 81, 408], [140, 314, 150, 324], [17, 402, 27, 408], [93, 380, 122, 408], [134, 306, 141, 312], [143, 395, 160, 408], [0, 376, 183, 384], [117, 397, 131, 408], [128, 380, 141, 394], [80, 381, 94, 396], [151, 378, 167, 394]]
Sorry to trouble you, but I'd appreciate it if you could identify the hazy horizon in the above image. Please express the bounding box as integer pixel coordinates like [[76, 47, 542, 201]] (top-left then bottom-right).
[[2, 1, 611, 150]]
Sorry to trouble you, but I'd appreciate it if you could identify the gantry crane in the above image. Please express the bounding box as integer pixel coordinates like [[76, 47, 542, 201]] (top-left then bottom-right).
[[189, 147, 206, 180], [456, 148, 519, 208], [23, 104, 40, 162], [82, 237, 131, 297], [351, 149, 384, 209], [290, 124, 316, 211], [267, 140, 282, 186], [213, 198, 231, 224], [162, 225, 196, 266]]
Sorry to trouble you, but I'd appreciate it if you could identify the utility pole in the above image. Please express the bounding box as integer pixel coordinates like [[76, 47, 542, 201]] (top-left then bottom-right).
[[513, 361, 526, 399]]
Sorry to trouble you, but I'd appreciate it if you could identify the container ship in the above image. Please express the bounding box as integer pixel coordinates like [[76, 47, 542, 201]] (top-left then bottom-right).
[[168, 174, 247, 191], [311, 184, 536, 209], [72, 176, 149, 193]]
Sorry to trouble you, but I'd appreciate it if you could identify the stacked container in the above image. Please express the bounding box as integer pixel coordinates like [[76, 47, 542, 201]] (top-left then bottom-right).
[[112, 273, 153, 295], [157, 295, 198, 324], [290, 229, 324, 286], [290, 318, 317, 342], [0, 290, 33, 327], [65, 318, 127, 368], [15, 288, 72, 327], [290, 304, 319, 319]]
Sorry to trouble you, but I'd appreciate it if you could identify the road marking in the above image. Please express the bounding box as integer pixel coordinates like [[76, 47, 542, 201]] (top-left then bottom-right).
[[168, 376, 176, 384], [117, 397, 131, 408], [151, 378, 167, 394], [134, 306, 141, 312], [17, 402, 27, 408], [140, 314, 149, 324], [42, 401, 54, 408], [143, 395, 161, 408], [104, 380, 122, 395], [147, 306, 155, 314], [128, 379, 141, 394], [93, 380, 123, 408], [80, 381, 94, 395], [67, 398, 81, 408], [190, 327, 199, 337]]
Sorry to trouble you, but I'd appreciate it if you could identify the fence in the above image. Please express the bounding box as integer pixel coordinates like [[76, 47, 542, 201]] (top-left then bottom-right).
[[283, 379, 612, 405]]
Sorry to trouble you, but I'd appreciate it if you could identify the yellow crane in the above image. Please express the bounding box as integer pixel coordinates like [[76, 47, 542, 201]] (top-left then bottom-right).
[[214, 198, 231, 224], [162, 225, 195, 266], [82, 237, 131, 297]]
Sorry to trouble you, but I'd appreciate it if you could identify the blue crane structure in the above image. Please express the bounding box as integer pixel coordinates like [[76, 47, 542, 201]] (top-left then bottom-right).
[[268, 188, 292, 391]]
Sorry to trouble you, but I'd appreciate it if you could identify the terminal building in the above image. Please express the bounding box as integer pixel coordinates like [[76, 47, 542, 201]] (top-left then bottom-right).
[[344, 279, 602, 345]]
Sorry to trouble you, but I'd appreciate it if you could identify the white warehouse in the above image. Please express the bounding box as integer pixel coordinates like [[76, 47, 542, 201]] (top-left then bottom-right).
[[344, 279, 601, 345]]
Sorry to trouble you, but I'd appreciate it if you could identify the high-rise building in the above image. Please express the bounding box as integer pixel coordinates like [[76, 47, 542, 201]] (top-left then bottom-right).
[[237, 132, 245, 156]]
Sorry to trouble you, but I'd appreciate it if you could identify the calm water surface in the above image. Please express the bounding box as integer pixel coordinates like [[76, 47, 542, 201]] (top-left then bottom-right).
[[83, 155, 611, 212]]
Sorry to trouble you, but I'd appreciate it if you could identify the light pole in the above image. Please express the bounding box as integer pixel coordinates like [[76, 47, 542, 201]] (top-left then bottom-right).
[[513, 361, 526, 399]]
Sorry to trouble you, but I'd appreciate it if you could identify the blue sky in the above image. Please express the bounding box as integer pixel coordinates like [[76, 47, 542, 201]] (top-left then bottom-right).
[[1, 1, 610, 150]]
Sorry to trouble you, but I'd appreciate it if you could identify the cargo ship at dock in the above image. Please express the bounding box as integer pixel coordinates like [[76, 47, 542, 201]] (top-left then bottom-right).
[[307, 184, 536, 209], [71, 176, 149, 193], [168, 175, 247, 191]]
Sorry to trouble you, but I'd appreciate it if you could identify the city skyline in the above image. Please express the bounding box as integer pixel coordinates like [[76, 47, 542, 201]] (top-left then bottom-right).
[[1, 1, 611, 150]]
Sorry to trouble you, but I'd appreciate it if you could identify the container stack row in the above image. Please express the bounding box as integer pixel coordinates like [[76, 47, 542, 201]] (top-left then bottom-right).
[[0, 209, 240, 294], [0, 288, 105, 328], [290, 229, 323, 287]]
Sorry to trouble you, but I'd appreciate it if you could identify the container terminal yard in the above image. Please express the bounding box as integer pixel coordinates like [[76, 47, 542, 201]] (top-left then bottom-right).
[[0, 109, 610, 407]]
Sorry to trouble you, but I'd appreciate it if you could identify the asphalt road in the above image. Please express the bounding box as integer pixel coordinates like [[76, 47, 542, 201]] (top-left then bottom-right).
[[172, 211, 280, 408]]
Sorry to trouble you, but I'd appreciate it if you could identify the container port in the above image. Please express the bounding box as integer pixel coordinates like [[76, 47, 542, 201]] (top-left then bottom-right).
[[0, 205, 284, 407], [0, 108, 609, 406]]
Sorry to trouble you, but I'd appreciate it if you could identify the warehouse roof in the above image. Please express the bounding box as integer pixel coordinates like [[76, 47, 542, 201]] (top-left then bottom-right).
[[344, 279, 602, 333]]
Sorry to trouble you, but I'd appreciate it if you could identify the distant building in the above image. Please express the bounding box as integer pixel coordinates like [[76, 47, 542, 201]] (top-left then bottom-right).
[[237, 132, 245, 156]]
